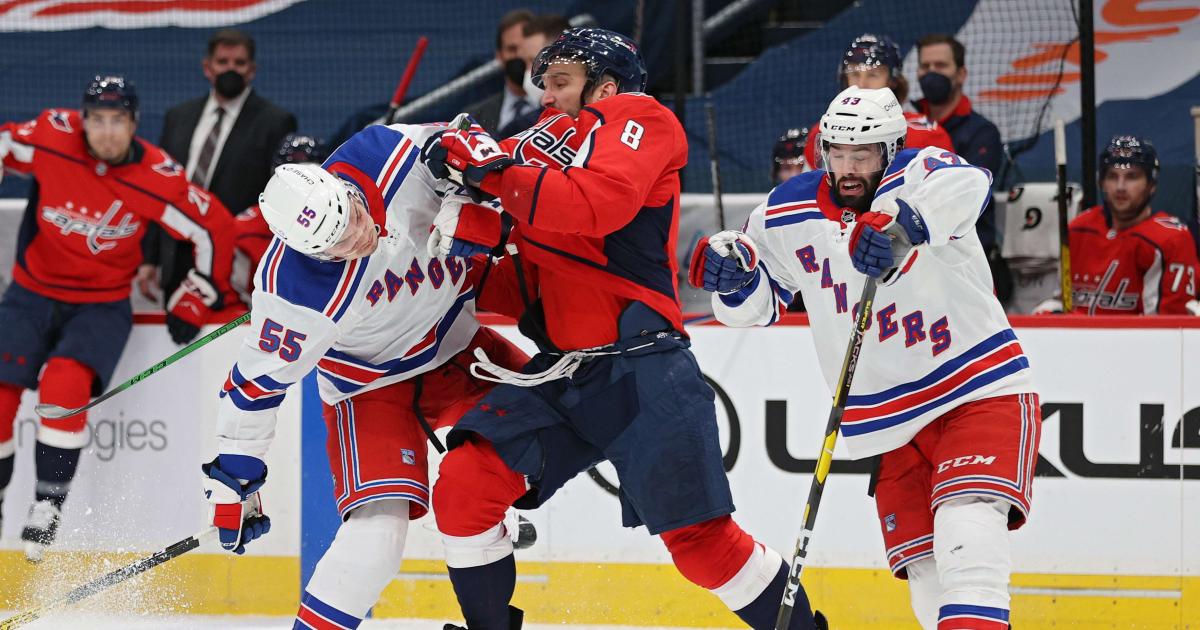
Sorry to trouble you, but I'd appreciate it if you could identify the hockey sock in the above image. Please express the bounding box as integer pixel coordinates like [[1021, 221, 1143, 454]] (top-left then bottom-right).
[[447, 553, 517, 630], [294, 590, 363, 630], [934, 497, 1011, 630], [34, 441, 79, 509], [905, 556, 941, 630], [731, 560, 816, 630], [300, 499, 409, 624], [0, 383, 16, 506]]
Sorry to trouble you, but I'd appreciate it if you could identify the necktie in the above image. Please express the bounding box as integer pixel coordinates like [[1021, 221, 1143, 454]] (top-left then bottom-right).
[[191, 106, 225, 186]]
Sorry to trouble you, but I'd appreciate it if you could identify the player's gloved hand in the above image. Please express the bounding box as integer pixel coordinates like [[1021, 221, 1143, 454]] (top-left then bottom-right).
[[202, 454, 271, 555], [1032, 298, 1064, 314], [1187, 300, 1200, 317], [421, 114, 513, 194], [166, 269, 223, 344], [848, 197, 929, 281], [428, 192, 505, 258], [688, 230, 759, 294]]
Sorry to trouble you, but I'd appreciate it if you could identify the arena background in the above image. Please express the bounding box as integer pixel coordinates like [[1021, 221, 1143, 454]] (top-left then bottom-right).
[[0, 1, 1199, 629]]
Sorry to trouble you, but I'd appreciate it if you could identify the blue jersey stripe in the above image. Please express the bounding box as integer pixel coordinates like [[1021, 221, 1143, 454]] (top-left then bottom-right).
[[765, 210, 825, 229], [846, 329, 1018, 407], [840, 357, 1029, 436], [382, 146, 419, 206]]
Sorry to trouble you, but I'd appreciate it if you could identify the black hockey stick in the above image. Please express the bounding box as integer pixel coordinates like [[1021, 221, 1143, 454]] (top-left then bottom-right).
[[35, 312, 252, 420], [0, 527, 217, 629], [776, 278, 877, 630], [1054, 119, 1072, 312]]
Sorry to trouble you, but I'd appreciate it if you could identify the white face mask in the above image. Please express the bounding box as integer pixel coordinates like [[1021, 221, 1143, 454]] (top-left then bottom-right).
[[523, 68, 544, 108]]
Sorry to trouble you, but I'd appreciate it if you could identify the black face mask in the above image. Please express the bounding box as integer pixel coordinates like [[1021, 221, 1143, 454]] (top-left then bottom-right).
[[214, 70, 246, 99], [919, 72, 953, 105], [503, 58, 527, 86]]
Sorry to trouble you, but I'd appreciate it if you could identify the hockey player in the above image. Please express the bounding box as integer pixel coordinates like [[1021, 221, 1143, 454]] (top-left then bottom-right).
[[1035, 136, 1199, 315], [199, 122, 530, 630], [693, 87, 1040, 629], [229, 133, 328, 305], [772, 128, 809, 184], [0, 75, 235, 560], [804, 34, 952, 171], [420, 28, 824, 630]]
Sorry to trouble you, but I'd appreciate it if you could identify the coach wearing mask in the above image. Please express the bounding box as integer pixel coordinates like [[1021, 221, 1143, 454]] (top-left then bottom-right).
[[140, 28, 296, 304]]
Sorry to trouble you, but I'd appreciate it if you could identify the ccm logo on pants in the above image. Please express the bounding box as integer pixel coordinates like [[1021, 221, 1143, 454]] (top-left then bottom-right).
[[937, 455, 996, 473]]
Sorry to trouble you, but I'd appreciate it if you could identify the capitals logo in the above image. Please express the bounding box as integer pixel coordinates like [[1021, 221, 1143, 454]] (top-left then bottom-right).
[[0, 0, 302, 32]]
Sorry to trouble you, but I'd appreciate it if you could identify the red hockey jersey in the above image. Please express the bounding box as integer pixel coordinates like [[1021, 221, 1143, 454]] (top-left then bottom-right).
[[479, 93, 689, 349], [804, 112, 953, 171], [1068, 206, 1199, 315], [0, 109, 234, 303]]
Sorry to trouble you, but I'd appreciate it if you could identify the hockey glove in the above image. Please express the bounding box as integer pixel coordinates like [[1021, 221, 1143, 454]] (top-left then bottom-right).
[[428, 192, 505, 258], [166, 269, 223, 344], [421, 114, 513, 194], [689, 230, 760, 294], [848, 198, 929, 282], [1032, 298, 1064, 315], [202, 454, 271, 555]]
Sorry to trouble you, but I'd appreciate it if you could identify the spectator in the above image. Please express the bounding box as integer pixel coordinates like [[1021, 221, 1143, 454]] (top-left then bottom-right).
[[464, 9, 534, 136], [0, 76, 234, 561], [1037, 136, 1200, 315], [804, 34, 952, 171], [497, 13, 572, 137], [915, 33, 1010, 301], [772, 127, 808, 185], [141, 28, 297, 304], [229, 133, 327, 306]]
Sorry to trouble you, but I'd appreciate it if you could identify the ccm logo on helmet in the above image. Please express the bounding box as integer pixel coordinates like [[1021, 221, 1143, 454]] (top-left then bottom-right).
[[827, 125, 859, 132]]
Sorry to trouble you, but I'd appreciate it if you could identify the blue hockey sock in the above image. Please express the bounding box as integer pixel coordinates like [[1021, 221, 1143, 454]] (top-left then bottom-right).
[[447, 554, 517, 630], [34, 441, 80, 509], [733, 561, 817, 630]]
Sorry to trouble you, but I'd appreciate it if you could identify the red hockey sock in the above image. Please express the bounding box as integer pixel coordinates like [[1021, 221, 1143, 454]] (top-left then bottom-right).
[[39, 358, 94, 437]]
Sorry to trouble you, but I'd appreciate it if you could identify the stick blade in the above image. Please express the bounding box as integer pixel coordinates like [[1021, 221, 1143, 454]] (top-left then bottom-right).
[[34, 403, 76, 419]]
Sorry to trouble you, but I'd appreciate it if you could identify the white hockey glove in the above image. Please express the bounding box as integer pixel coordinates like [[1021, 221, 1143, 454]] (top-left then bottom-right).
[[427, 192, 505, 258], [1186, 299, 1200, 316], [1032, 298, 1064, 315]]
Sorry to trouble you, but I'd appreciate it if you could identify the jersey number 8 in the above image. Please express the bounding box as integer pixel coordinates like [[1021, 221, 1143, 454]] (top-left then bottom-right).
[[621, 120, 644, 150], [296, 207, 317, 228]]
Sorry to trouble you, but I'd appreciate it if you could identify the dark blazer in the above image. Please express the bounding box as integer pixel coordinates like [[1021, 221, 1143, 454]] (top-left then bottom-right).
[[464, 92, 505, 136], [151, 89, 296, 300]]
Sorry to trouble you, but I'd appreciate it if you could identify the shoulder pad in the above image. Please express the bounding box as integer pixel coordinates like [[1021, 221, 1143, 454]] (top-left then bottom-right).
[[257, 238, 370, 322], [767, 170, 824, 207], [886, 147, 922, 178]]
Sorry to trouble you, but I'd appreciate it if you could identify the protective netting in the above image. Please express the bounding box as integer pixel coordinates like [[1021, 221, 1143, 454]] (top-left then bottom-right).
[[684, 0, 1080, 193]]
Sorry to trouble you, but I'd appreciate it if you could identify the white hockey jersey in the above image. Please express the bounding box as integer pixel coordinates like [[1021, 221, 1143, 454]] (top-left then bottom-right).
[[713, 147, 1036, 459], [216, 123, 482, 459]]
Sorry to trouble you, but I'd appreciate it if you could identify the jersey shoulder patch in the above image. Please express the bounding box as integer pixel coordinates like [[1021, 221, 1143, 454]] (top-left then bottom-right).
[[764, 170, 826, 229], [257, 237, 369, 322]]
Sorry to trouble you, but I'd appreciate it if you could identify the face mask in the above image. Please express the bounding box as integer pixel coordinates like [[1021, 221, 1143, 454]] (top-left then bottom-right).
[[522, 68, 544, 107], [919, 71, 953, 105], [503, 58, 526, 86], [214, 70, 246, 99]]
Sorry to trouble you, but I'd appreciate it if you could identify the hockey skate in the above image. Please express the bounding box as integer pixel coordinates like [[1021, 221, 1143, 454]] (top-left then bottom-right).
[[21, 499, 61, 562]]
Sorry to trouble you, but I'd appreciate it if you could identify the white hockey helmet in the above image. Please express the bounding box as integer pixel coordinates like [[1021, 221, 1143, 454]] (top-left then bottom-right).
[[819, 86, 907, 172], [258, 163, 357, 258]]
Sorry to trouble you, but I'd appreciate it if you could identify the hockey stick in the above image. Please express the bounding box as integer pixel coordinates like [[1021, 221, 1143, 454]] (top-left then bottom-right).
[[385, 36, 429, 125], [776, 278, 878, 630], [0, 527, 217, 629], [35, 311, 252, 420], [1054, 119, 1072, 312], [704, 97, 726, 231]]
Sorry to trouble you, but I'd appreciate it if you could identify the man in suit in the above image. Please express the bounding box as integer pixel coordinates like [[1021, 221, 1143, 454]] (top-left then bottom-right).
[[463, 9, 534, 136], [139, 28, 296, 307]]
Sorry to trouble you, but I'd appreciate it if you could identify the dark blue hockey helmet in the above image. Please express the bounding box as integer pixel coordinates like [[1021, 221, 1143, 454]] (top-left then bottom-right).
[[840, 34, 902, 82], [272, 133, 327, 169], [83, 75, 138, 118], [531, 28, 647, 94], [772, 127, 808, 179], [1100, 135, 1158, 183]]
